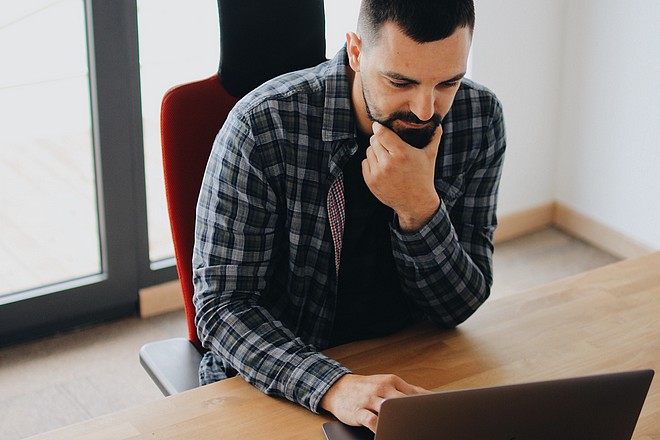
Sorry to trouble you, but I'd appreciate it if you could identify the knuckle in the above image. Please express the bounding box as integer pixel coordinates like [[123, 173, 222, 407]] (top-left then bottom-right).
[[384, 374, 400, 384], [373, 374, 399, 393], [374, 383, 388, 396]]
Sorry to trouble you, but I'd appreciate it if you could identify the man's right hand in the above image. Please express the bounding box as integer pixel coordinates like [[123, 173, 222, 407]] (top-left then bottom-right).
[[363, 122, 443, 233], [319, 373, 430, 433]]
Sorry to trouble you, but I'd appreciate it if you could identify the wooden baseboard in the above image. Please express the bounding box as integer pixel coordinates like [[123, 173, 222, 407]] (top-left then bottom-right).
[[139, 280, 184, 318], [553, 204, 654, 259], [496, 201, 654, 259], [494, 202, 556, 243]]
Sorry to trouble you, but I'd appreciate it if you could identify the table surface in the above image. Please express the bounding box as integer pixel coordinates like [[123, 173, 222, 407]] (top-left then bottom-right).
[[29, 252, 660, 440]]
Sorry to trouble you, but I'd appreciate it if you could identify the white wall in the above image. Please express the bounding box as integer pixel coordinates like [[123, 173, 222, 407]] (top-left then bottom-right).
[[473, 0, 660, 250], [471, 0, 566, 216], [324, 0, 360, 58], [556, 0, 660, 249]]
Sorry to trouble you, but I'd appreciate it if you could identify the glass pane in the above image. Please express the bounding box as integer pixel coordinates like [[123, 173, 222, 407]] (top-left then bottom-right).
[[0, 0, 101, 297], [137, 0, 220, 263]]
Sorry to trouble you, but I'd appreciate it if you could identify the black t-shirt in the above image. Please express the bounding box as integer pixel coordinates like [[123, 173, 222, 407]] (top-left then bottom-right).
[[329, 133, 413, 347]]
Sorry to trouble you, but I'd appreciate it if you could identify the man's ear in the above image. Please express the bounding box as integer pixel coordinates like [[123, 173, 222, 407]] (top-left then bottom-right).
[[345, 32, 362, 72]]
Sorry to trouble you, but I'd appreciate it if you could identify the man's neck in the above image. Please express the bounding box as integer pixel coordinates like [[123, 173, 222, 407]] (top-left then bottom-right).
[[347, 66, 373, 137]]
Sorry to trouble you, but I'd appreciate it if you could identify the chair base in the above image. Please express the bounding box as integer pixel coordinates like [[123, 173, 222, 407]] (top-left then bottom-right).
[[139, 337, 203, 396]]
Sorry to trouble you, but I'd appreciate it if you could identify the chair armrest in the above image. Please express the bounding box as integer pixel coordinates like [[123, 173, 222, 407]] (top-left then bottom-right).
[[139, 337, 203, 396]]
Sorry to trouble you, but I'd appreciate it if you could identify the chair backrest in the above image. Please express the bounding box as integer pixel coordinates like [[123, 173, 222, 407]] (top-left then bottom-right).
[[160, 74, 239, 350]]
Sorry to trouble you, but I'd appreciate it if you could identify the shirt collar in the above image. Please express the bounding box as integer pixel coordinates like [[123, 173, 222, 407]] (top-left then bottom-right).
[[321, 46, 357, 143]]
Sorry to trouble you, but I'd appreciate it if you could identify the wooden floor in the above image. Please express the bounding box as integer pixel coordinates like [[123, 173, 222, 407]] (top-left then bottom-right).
[[0, 227, 620, 439]]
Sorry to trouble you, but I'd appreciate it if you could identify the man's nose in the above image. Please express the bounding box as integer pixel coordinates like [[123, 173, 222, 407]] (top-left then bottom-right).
[[409, 89, 436, 122]]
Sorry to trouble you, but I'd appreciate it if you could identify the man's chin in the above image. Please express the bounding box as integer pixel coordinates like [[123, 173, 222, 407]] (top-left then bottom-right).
[[396, 126, 438, 149]]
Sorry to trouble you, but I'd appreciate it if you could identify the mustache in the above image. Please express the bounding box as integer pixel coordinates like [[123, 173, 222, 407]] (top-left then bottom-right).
[[388, 111, 443, 126]]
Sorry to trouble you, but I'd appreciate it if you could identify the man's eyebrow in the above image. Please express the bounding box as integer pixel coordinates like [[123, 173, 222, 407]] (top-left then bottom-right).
[[443, 72, 467, 83], [382, 71, 420, 84], [382, 70, 467, 85]]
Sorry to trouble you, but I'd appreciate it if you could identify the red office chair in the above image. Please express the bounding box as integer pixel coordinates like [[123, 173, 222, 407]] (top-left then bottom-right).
[[139, 75, 239, 395]]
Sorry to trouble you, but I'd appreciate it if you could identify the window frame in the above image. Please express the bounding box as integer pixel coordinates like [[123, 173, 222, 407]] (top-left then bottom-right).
[[0, 0, 177, 346]]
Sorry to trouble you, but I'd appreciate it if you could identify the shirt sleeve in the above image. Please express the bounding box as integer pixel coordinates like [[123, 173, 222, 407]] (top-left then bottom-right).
[[390, 96, 506, 327], [192, 110, 349, 413]]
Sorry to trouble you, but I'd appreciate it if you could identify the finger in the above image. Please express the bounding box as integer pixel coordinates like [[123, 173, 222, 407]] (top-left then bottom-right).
[[372, 122, 403, 153], [365, 144, 380, 166], [357, 408, 378, 434], [368, 135, 391, 164], [361, 158, 371, 177], [362, 151, 378, 185], [391, 376, 431, 396], [411, 385, 433, 395], [368, 391, 404, 414], [377, 385, 408, 400]]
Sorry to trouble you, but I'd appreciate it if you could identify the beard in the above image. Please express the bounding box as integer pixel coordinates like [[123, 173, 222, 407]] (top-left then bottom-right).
[[362, 86, 443, 149]]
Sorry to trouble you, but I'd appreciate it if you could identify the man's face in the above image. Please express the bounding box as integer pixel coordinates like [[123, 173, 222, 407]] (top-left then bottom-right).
[[348, 22, 472, 148]]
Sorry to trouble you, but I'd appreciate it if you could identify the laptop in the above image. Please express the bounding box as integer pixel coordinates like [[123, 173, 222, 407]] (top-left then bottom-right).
[[322, 369, 654, 440]]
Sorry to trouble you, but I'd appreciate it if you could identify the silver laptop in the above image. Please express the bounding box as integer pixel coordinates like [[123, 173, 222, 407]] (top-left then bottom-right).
[[322, 369, 654, 440]]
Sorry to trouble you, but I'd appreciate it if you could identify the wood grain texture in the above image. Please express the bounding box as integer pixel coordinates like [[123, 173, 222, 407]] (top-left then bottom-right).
[[27, 252, 660, 440]]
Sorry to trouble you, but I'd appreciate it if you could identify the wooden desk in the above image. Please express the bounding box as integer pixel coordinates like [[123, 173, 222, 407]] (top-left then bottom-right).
[[30, 252, 660, 439]]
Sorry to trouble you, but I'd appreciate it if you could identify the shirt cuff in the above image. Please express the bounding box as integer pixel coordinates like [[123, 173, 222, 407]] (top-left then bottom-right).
[[392, 199, 456, 258], [284, 352, 351, 413]]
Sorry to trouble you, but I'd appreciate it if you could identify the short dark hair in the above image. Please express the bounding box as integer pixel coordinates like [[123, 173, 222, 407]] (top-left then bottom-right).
[[358, 0, 475, 46]]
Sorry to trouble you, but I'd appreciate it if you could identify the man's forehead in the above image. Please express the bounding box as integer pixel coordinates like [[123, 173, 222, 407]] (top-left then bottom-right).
[[367, 23, 471, 82]]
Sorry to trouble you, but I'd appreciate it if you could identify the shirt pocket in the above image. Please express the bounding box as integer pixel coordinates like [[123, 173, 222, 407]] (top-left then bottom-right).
[[434, 174, 464, 212]]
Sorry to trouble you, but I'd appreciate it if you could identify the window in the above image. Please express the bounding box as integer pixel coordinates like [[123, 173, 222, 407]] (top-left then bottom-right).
[[136, 0, 219, 264], [0, 0, 100, 297], [0, 0, 383, 344]]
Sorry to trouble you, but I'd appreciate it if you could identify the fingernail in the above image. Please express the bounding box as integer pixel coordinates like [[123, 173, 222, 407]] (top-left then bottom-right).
[[372, 121, 381, 133]]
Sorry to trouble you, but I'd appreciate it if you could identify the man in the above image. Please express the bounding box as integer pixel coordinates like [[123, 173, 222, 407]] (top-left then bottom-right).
[[193, 0, 505, 433]]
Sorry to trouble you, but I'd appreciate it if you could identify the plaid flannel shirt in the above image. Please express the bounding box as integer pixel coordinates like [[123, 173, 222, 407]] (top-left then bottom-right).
[[193, 47, 506, 413]]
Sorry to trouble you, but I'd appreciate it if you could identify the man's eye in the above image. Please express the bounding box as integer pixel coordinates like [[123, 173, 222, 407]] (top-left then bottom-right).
[[442, 81, 460, 88], [389, 80, 410, 88]]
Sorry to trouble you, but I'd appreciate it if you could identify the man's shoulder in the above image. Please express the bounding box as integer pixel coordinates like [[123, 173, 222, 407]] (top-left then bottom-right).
[[457, 78, 497, 96], [447, 78, 503, 125], [233, 61, 331, 118], [456, 78, 500, 105], [456, 78, 501, 109]]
